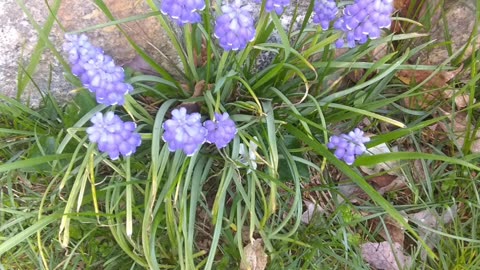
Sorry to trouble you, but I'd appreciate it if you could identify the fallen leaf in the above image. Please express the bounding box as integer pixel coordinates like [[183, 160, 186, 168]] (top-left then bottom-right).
[[361, 241, 412, 270], [300, 200, 325, 224], [408, 205, 457, 260], [337, 143, 406, 203], [194, 80, 206, 97], [393, 0, 411, 15], [410, 205, 457, 227], [454, 94, 473, 108], [193, 37, 212, 67], [411, 159, 427, 183], [442, 90, 475, 109], [336, 182, 365, 204], [336, 175, 406, 204], [397, 65, 463, 109], [347, 69, 365, 83], [391, 0, 413, 33], [366, 214, 407, 244], [437, 109, 480, 153], [369, 174, 398, 190], [372, 43, 389, 61], [377, 176, 407, 195], [240, 239, 268, 270]]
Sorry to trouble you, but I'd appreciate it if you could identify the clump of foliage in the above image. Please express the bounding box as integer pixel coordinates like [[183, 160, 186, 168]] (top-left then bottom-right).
[[1, 0, 480, 269]]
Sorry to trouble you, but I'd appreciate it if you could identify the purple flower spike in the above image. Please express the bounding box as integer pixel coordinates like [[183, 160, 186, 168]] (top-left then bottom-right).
[[204, 112, 237, 149], [254, 0, 290, 14], [160, 0, 205, 25], [87, 112, 142, 160], [214, 0, 256, 51], [63, 34, 133, 106], [327, 128, 370, 165], [312, 0, 338, 30], [162, 107, 207, 156], [334, 0, 393, 48]]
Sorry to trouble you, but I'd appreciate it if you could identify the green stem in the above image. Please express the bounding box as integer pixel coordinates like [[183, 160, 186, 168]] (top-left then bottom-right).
[[214, 52, 230, 112], [125, 157, 133, 238], [215, 51, 230, 84], [184, 24, 199, 82]]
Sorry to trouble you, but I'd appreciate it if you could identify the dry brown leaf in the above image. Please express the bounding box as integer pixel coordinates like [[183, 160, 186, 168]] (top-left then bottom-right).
[[336, 175, 406, 204], [366, 214, 406, 244], [377, 176, 407, 195], [442, 90, 475, 109], [408, 205, 457, 260], [370, 174, 398, 189], [193, 37, 211, 67], [393, 0, 411, 15], [437, 110, 480, 153], [397, 65, 462, 88], [381, 217, 405, 244], [347, 69, 365, 83], [398, 65, 463, 109], [336, 183, 365, 204], [454, 94, 473, 108], [193, 80, 206, 97], [300, 200, 325, 224], [240, 239, 268, 270], [361, 241, 412, 270], [391, 0, 412, 33], [411, 159, 427, 183], [372, 43, 389, 61], [368, 174, 407, 195]]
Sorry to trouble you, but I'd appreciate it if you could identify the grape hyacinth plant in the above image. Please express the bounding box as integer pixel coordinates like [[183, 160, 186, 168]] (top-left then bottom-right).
[[327, 128, 370, 165], [254, 0, 290, 14], [86, 112, 142, 160], [334, 0, 394, 48], [312, 0, 338, 30], [63, 34, 133, 105], [160, 0, 205, 25], [12, 0, 454, 267], [214, 0, 256, 51], [162, 107, 208, 156], [204, 112, 237, 149]]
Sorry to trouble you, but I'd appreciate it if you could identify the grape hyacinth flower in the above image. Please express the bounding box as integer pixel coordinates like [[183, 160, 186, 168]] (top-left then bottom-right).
[[63, 34, 133, 106], [87, 112, 142, 160], [204, 112, 237, 149], [162, 107, 207, 156], [160, 0, 205, 25], [312, 0, 338, 30], [327, 128, 370, 165], [214, 0, 256, 51], [254, 0, 290, 14], [334, 0, 393, 48]]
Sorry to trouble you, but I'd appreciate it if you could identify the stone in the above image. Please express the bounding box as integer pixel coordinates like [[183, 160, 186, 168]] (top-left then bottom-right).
[[0, 0, 179, 107], [0, 0, 72, 107], [419, 0, 479, 65], [58, 0, 178, 70]]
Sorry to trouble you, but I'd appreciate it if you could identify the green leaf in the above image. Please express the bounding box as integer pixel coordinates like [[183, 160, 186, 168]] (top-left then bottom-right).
[[284, 123, 437, 259], [0, 214, 61, 256], [355, 152, 480, 171], [0, 154, 72, 173]]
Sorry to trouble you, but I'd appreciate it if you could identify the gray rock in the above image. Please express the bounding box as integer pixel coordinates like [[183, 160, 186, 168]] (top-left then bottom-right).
[[0, 0, 72, 107], [419, 0, 479, 65], [0, 0, 180, 107], [0, 0, 312, 107]]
